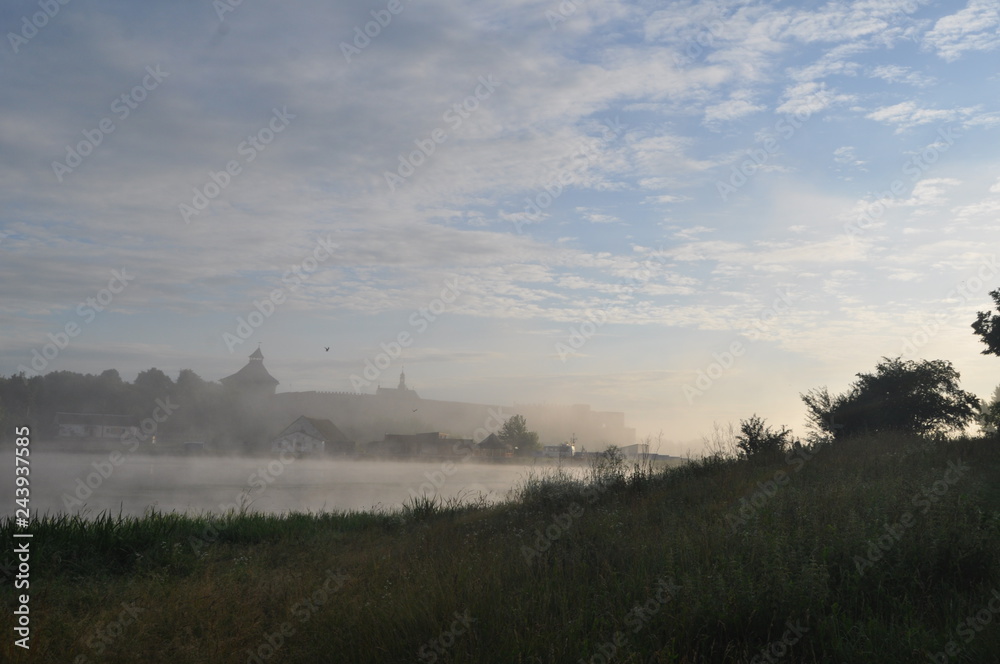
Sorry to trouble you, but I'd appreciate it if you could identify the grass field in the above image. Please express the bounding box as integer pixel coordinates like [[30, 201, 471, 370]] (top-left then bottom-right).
[[2, 433, 999, 663]]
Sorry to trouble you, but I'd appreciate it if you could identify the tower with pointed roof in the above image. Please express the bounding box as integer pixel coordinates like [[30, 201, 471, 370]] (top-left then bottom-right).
[[221, 345, 279, 397], [376, 367, 418, 402]]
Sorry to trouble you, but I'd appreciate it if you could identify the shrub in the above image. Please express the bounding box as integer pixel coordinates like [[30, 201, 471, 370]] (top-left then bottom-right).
[[736, 414, 791, 460]]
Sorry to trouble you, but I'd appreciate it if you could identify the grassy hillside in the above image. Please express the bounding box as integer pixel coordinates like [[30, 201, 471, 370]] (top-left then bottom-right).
[[2, 433, 1000, 663]]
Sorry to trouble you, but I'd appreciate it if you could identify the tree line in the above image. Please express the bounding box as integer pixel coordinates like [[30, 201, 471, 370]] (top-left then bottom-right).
[[732, 288, 1000, 459], [0, 368, 248, 446]]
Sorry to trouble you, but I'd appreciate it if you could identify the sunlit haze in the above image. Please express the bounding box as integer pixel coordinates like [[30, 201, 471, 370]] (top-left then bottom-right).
[[3, 0, 1000, 453]]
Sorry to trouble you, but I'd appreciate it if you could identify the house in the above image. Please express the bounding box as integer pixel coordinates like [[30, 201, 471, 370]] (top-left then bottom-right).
[[56, 412, 139, 440], [367, 432, 474, 459], [271, 416, 354, 456], [477, 433, 513, 458]]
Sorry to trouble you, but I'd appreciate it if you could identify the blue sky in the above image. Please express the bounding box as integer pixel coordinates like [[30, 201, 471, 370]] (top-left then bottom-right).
[[2, 0, 999, 453]]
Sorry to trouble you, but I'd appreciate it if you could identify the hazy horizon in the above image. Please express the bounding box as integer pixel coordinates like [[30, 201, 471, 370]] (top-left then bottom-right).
[[3, 0, 1000, 454]]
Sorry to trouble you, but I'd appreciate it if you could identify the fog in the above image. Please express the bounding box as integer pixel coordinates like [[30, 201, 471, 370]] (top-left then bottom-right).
[[2, 450, 584, 519]]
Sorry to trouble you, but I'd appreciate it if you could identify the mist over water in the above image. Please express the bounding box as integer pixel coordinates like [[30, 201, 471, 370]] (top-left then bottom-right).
[[3, 450, 582, 519]]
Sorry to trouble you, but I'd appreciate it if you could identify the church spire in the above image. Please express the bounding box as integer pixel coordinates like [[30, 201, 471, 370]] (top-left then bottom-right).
[[398, 367, 406, 390]]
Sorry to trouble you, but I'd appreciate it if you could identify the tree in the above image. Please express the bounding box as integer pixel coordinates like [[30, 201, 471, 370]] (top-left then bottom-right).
[[134, 368, 174, 398], [976, 383, 1000, 435], [498, 414, 540, 455], [736, 414, 791, 460], [801, 357, 980, 441], [972, 289, 1000, 356]]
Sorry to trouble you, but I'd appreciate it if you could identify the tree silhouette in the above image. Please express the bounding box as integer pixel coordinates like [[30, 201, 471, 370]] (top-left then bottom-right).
[[498, 414, 540, 455], [801, 357, 979, 441], [736, 414, 791, 460], [972, 288, 1000, 356]]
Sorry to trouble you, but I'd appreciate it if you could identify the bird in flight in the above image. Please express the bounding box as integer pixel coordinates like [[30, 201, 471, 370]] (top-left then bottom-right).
[[324, 347, 330, 352]]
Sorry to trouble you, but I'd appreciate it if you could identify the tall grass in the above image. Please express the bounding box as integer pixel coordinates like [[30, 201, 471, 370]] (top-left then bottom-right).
[[2, 433, 999, 663]]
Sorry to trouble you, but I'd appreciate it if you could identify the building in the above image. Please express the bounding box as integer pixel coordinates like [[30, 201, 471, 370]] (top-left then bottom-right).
[[271, 416, 354, 456], [271, 384, 635, 451], [221, 346, 279, 398], [217, 354, 636, 452], [620, 443, 650, 458], [477, 433, 513, 458], [375, 368, 419, 402], [542, 443, 575, 458], [367, 432, 474, 459], [56, 412, 139, 440]]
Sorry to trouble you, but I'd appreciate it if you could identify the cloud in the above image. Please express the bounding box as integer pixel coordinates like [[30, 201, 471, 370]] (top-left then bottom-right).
[[923, 0, 1000, 61], [900, 177, 962, 210], [775, 81, 847, 115], [4, 0, 1000, 445], [867, 64, 936, 87], [833, 145, 866, 169], [703, 94, 766, 127], [575, 207, 623, 224], [865, 101, 978, 132], [643, 194, 688, 204]]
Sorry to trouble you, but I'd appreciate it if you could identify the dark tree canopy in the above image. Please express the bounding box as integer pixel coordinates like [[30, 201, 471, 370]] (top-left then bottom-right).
[[498, 414, 540, 455], [0, 368, 226, 443], [972, 288, 1000, 356], [134, 367, 174, 397], [736, 414, 791, 460], [801, 357, 980, 441]]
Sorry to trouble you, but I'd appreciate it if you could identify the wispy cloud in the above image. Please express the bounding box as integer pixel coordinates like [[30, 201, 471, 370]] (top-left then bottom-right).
[[923, 0, 1000, 61]]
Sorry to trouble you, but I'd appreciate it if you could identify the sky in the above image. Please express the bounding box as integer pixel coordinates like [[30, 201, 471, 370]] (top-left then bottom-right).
[[2, 0, 999, 454]]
